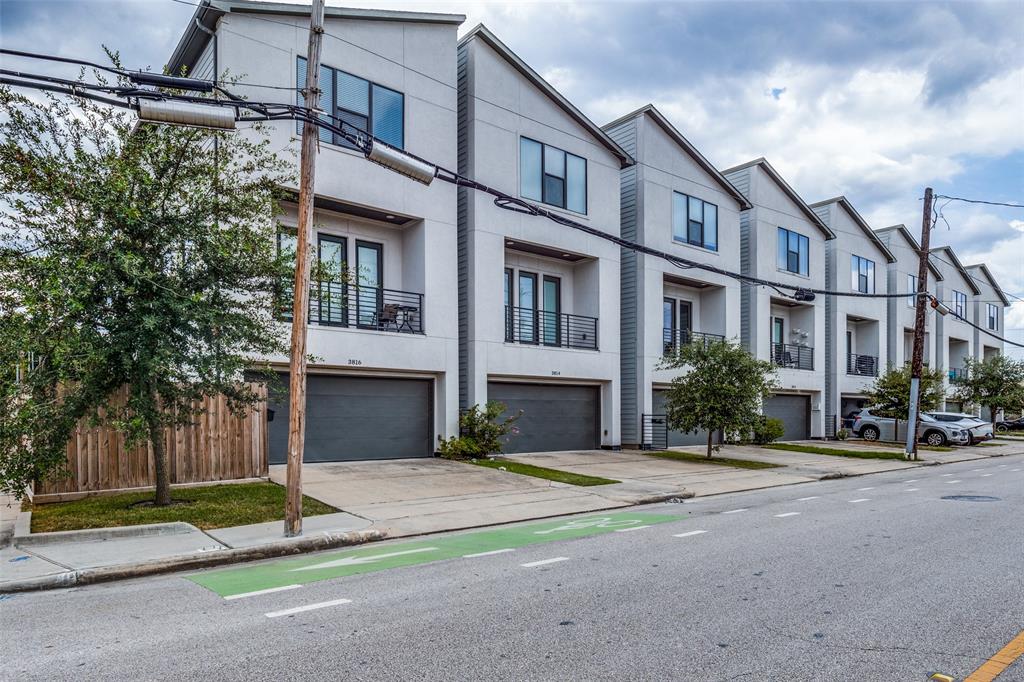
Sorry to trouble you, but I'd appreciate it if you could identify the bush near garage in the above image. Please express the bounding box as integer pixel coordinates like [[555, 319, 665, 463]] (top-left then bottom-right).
[[437, 401, 521, 460], [750, 416, 786, 445]]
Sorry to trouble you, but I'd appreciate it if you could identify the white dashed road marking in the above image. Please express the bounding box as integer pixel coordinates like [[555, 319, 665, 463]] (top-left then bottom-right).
[[905, 488, 920, 492], [941, 474, 953, 477], [225, 585, 302, 601], [463, 549, 515, 558], [615, 525, 651, 533], [521, 557, 570, 568], [857, 487, 875, 491], [849, 498, 871, 503], [722, 508, 748, 515], [981, 474, 993, 477], [774, 512, 800, 518], [796, 496, 820, 501], [903, 480, 919, 483], [947, 480, 962, 484], [673, 530, 709, 538], [265, 598, 352, 619]]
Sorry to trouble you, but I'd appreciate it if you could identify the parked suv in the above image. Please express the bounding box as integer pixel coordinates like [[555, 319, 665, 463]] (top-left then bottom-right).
[[849, 408, 970, 446], [925, 412, 994, 444]]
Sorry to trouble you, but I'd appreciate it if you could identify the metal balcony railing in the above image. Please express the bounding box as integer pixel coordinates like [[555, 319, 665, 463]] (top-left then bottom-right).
[[662, 328, 726, 356], [846, 353, 878, 377], [504, 305, 598, 350], [771, 342, 814, 371], [278, 281, 424, 334], [948, 366, 968, 382]]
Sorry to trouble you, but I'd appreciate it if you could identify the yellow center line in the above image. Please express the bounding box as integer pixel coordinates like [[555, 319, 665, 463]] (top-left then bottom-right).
[[965, 629, 1024, 682]]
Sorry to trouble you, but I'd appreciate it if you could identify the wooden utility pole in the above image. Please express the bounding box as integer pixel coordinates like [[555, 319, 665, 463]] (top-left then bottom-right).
[[905, 187, 934, 461], [284, 0, 326, 537]]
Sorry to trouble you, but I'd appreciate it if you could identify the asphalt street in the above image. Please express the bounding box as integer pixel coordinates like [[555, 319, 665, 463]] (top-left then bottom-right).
[[4, 454, 1023, 681]]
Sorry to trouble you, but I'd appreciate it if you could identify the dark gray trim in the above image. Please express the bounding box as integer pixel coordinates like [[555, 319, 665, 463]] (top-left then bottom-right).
[[721, 157, 835, 240]]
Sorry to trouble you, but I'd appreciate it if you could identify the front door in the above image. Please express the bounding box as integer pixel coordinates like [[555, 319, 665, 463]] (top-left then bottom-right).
[[356, 241, 382, 328], [317, 234, 346, 325]]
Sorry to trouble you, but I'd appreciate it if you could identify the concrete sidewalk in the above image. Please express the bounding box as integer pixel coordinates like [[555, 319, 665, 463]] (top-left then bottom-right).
[[1, 509, 376, 592]]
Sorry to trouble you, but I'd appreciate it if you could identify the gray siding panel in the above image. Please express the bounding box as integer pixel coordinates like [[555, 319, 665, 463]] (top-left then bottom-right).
[[739, 211, 753, 351], [606, 119, 640, 444], [192, 38, 215, 81], [456, 43, 470, 409]]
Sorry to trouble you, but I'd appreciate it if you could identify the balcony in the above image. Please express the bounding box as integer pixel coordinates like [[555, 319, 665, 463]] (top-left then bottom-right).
[[663, 328, 726, 356], [772, 343, 813, 371], [279, 281, 424, 334], [948, 367, 968, 382], [505, 305, 597, 350], [846, 353, 878, 377]]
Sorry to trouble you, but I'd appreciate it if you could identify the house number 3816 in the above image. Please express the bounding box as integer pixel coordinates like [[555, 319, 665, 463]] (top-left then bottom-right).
[[348, 359, 363, 366]]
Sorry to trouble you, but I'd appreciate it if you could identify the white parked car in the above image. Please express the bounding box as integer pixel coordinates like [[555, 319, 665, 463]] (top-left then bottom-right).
[[849, 408, 970, 447], [925, 412, 994, 444]]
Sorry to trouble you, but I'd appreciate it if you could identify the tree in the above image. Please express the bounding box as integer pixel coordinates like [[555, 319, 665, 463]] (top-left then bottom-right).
[[864, 364, 945, 443], [953, 355, 1024, 427], [0, 59, 294, 504], [660, 340, 777, 458]]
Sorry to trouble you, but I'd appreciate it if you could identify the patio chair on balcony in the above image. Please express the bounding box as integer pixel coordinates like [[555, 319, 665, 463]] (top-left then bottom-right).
[[378, 303, 400, 332]]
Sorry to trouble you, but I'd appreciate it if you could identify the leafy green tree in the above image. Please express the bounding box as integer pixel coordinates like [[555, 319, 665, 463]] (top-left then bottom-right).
[[953, 355, 1024, 427], [0, 61, 293, 504], [864, 364, 945, 447], [660, 340, 777, 458]]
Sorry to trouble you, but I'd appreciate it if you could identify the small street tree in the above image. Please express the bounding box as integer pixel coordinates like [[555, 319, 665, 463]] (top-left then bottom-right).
[[953, 355, 1024, 427], [864, 364, 945, 442], [0, 61, 293, 504], [660, 340, 777, 458]]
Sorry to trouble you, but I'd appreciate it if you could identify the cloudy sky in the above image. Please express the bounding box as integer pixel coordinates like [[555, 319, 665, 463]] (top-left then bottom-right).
[[2, 0, 1022, 354]]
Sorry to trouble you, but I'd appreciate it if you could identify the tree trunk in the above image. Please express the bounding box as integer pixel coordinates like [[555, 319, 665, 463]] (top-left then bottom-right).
[[706, 429, 714, 459], [149, 416, 172, 507]]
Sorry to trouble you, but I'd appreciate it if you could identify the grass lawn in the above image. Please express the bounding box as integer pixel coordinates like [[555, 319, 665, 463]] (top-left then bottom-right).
[[765, 443, 907, 460], [28, 482, 336, 533], [643, 450, 780, 470], [470, 458, 619, 486]]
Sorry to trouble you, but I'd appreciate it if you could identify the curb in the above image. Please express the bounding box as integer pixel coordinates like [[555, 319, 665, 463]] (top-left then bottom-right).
[[15, 519, 199, 547], [0, 529, 386, 594]]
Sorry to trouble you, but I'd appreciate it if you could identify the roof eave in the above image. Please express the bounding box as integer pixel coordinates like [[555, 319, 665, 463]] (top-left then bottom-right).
[[874, 225, 944, 281], [966, 264, 1012, 306], [723, 158, 835, 239], [810, 196, 896, 263], [460, 24, 633, 168]]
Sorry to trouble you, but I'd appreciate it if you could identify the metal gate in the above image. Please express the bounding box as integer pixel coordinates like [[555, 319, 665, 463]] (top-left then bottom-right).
[[641, 414, 668, 450]]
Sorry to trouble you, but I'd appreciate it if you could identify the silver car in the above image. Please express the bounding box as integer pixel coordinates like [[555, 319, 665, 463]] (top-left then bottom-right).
[[925, 412, 994, 444], [849, 408, 971, 446]]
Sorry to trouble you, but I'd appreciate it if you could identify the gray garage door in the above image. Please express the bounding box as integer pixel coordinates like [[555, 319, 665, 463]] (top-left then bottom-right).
[[488, 382, 599, 454], [652, 390, 714, 446], [266, 374, 433, 464], [762, 394, 811, 441]]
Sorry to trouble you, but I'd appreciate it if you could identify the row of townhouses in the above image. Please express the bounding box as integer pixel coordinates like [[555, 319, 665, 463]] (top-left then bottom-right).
[[168, 2, 1010, 462]]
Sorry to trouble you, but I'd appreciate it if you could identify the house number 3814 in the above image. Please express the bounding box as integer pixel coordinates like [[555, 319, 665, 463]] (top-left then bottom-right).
[[551, 370, 561, 376]]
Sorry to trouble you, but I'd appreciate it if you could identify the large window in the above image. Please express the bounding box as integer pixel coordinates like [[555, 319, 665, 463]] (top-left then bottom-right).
[[777, 227, 809, 276], [987, 303, 999, 330], [907, 274, 918, 308], [953, 290, 967, 318], [672, 192, 718, 251], [851, 255, 875, 294], [297, 56, 404, 149], [519, 137, 587, 213]]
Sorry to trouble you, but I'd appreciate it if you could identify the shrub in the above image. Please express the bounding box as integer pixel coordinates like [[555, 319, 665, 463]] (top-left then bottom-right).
[[835, 428, 850, 441], [437, 401, 521, 460], [751, 416, 785, 445]]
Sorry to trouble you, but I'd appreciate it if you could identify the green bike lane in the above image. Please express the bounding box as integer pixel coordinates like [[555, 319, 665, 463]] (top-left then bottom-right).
[[188, 512, 681, 598]]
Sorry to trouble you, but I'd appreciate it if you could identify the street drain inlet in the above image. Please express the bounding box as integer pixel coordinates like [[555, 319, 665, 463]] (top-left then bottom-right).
[[941, 495, 1000, 502]]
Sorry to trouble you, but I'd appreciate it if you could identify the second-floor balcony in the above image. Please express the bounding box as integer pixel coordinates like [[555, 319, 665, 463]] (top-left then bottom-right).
[[662, 328, 726, 356], [846, 353, 878, 377], [772, 343, 814, 371], [505, 305, 598, 350], [279, 281, 424, 334]]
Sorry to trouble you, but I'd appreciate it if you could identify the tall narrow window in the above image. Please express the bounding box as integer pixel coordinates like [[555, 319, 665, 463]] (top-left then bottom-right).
[[542, 276, 561, 346], [987, 303, 999, 330], [356, 241, 382, 328], [518, 271, 537, 343], [519, 138, 542, 201], [953, 290, 967, 317], [317, 234, 347, 325], [276, 230, 298, 321], [777, 227, 809, 276], [907, 274, 918, 308], [543, 146, 566, 208]]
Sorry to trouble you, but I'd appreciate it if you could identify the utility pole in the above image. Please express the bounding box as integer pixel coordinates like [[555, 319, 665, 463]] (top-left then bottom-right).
[[284, 0, 326, 537], [905, 187, 934, 461]]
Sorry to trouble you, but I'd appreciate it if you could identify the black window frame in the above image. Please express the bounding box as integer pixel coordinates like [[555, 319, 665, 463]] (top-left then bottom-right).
[[519, 136, 587, 214], [296, 56, 405, 150], [672, 192, 719, 251], [987, 303, 999, 330], [953, 290, 967, 318], [275, 228, 298, 321], [851, 254, 875, 294], [907, 274, 918, 308]]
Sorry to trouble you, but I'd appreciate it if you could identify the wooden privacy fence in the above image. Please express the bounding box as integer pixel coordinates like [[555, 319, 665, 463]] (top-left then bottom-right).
[[35, 383, 269, 498]]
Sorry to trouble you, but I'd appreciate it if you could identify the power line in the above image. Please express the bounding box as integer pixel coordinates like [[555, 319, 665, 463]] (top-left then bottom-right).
[[934, 195, 1024, 209]]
